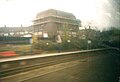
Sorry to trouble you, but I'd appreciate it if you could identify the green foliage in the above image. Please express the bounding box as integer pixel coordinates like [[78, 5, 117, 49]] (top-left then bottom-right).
[[101, 27, 120, 36], [99, 27, 120, 48], [32, 38, 100, 51], [32, 41, 57, 50]]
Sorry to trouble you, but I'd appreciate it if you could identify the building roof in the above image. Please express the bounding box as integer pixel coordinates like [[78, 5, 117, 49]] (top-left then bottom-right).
[[36, 9, 76, 20], [0, 27, 33, 33]]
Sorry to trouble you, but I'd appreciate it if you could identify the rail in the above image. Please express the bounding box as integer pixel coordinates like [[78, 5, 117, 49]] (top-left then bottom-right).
[[0, 48, 118, 78]]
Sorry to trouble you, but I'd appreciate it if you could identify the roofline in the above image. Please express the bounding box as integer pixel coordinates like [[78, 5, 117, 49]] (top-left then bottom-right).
[[36, 9, 75, 18], [32, 15, 78, 22], [33, 21, 79, 26]]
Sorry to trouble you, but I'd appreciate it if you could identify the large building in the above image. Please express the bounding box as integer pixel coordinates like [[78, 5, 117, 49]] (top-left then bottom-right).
[[33, 9, 81, 40]]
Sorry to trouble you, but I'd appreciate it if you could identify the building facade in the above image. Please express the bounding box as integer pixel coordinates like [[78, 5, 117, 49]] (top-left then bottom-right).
[[0, 26, 33, 37], [78, 29, 97, 40], [33, 9, 81, 40]]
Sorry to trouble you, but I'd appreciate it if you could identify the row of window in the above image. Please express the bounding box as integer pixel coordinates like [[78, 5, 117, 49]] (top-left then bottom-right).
[[34, 16, 79, 25]]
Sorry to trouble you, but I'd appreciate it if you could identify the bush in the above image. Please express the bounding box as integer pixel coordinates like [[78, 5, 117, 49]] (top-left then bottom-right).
[[32, 41, 57, 51], [32, 38, 100, 51]]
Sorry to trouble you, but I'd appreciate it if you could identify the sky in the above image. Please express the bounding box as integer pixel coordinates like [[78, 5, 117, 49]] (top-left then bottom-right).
[[0, 0, 120, 30]]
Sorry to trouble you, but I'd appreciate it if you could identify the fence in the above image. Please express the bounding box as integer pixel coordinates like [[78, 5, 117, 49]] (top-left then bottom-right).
[[0, 37, 32, 44]]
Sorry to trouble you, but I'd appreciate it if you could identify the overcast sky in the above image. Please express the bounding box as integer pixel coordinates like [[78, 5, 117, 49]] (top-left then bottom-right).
[[0, 0, 119, 30]]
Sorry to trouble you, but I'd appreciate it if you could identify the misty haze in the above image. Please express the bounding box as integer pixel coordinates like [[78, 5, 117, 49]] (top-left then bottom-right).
[[0, 0, 120, 82]]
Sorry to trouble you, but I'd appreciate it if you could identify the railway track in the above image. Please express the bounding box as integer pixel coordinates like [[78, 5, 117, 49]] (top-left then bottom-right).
[[0, 48, 119, 78], [0, 52, 89, 77], [0, 55, 79, 77]]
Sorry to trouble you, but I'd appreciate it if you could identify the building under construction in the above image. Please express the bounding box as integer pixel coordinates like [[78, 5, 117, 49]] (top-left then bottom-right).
[[33, 9, 81, 42]]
